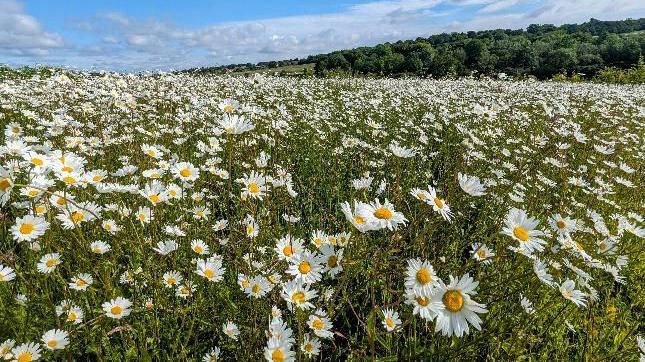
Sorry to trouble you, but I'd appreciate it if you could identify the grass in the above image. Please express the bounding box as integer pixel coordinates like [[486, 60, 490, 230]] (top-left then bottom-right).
[[0, 71, 643, 361]]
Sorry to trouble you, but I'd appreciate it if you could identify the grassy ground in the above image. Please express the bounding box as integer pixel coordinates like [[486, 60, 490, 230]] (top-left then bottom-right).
[[0, 71, 643, 361]]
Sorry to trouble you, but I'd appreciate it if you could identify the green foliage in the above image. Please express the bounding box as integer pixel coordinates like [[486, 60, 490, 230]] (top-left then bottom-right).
[[305, 18, 645, 79]]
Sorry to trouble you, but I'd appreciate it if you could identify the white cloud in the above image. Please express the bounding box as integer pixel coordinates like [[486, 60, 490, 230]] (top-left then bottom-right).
[[0, 0, 64, 57]]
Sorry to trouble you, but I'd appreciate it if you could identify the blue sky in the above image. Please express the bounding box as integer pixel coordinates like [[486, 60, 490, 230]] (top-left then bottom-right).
[[1, 0, 644, 71]]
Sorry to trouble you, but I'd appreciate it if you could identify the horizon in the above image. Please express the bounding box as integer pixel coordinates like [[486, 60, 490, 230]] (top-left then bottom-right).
[[1, 0, 644, 71]]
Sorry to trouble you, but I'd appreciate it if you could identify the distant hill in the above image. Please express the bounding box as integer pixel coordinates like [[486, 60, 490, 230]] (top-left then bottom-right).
[[183, 18, 645, 79]]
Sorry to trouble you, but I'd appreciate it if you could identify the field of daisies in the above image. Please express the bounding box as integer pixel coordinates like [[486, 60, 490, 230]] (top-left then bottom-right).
[[0, 70, 643, 361]]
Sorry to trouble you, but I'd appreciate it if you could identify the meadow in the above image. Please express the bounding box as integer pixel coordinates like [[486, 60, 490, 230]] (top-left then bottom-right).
[[0, 71, 643, 361]]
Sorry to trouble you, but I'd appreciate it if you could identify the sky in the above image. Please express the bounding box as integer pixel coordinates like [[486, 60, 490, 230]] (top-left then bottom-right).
[[1, 0, 643, 71]]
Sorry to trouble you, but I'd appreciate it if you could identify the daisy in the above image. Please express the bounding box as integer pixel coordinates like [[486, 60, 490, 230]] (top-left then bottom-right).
[[192, 206, 211, 220], [162, 271, 183, 288], [548, 214, 577, 236], [141, 144, 163, 159], [90, 240, 111, 254], [219, 98, 240, 112], [405, 288, 443, 321], [358, 198, 407, 231], [237, 171, 269, 200], [11, 342, 41, 362], [176, 281, 196, 299], [37, 253, 62, 274], [191, 239, 210, 255], [0, 265, 16, 282], [405, 258, 438, 294], [381, 308, 402, 332], [65, 306, 84, 324], [244, 276, 272, 298], [320, 244, 343, 277], [286, 251, 323, 284], [264, 339, 295, 362], [275, 235, 304, 261], [202, 347, 221, 362], [0, 339, 15, 356], [340, 200, 374, 232], [307, 309, 334, 339], [470, 243, 495, 264], [219, 114, 254, 135], [300, 334, 321, 357], [69, 273, 93, 291], [0, 166, 14, 206], [11, 215, 49, 242], [501, 208, 546, 254], [458, 173, 487, 196], [42, 329, 69, 350], [559, 279, 587, 307], [222, 321, 240, 340], [281, 279, 317, 310], [426, 186, 452, 222], [101, 219, 120, 234], [434, 274, 488, 337], [196, 259, 225, 282], [103, 297, 132, 319], [173, 162, 199, 182], [135, 206, 154, 224], [153, 240, 178, 255]]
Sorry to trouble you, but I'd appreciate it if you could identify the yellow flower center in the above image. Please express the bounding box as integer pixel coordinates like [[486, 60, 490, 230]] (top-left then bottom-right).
[[416, 296, 430, 306], [63, 176, 76, 184], [62, 166, 74, 173], [111, 305, 123, 315], [327, 255, 338, 268], [598, 242, 606, 251], [312, 319, 324, 330], [149, 194, 161, 204], [298, 261, 311, 274], [204, 269, 215, 279], [68, 312, 77, 321], [31, 157, 44, 166], [443, 290, 464, 312], [28, 189, 39, 197], [147, 150, 156, 156], [248, 182, 260, 194], [167, 277, 177, 285], [93, 175, 103, 182], [47, 340, 58, 348], [292, 291, 305, 304], [35, 205, 46, 214], [252, 284, 261, 293], [76, 279, 87, 287], [71, 211, 85, 223], [477, 250, 487, 259], [0, 178, 11, 191], [282, 245, 294, 256], [224, 105, 234, 112], [46, 259, 58, 267], [20, 223, 35, 235], [180, 168, 192, 178], [416, 268, 432, 285], [374, 207, 393, 220], [417, 192, 426, 200], [305, 344, 313, 352], [556, 220, 566, 229], [353, 216, 365, 225], [17, 352, 33, 362], [434, 197, 444, 209], [56, 197, 67, 206], [513, 226, 529, 242], [193, 245, 204, 253], [271, 348, 285, 362], [385, 317, 394, 328]]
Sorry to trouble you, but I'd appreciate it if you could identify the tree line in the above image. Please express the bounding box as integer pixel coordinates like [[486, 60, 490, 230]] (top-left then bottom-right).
[[306, 18, 644, 78], [183, 18, 644, 79]]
